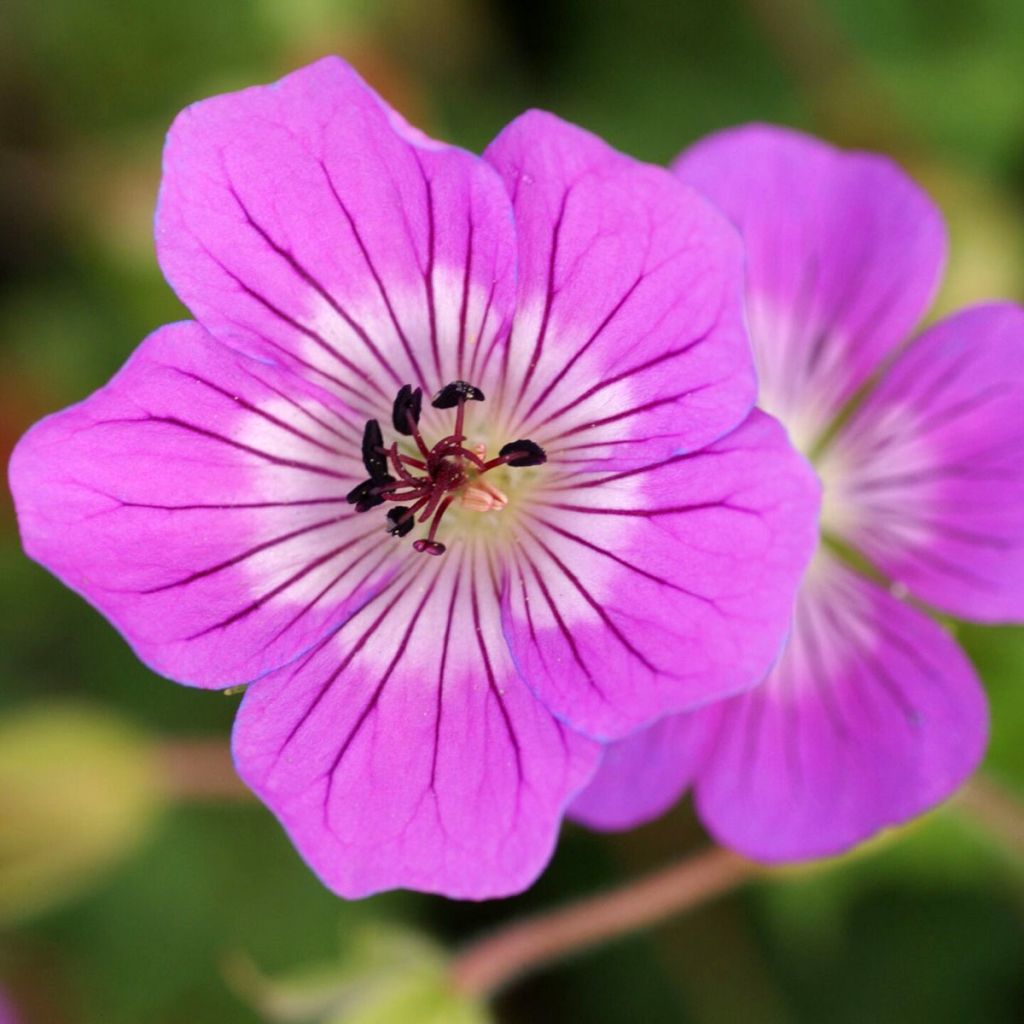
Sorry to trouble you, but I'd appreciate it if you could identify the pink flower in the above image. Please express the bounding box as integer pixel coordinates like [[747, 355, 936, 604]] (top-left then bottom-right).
[[572, 125, 1024, 861], [9, 64, 818, 898]]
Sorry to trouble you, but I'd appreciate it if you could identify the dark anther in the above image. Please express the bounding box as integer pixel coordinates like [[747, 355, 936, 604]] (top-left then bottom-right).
[[361, 419, 387, 478], [385, 506, 415, 537], [413, 539, 446, 556], [346, 475, 394, 513], [431, 380, 485, 409], [498, 439, 547, 467], [391, 384, 423, 436]]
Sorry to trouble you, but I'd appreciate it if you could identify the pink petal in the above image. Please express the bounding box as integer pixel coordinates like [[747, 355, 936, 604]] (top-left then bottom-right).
[[233, 552, 599, 898], [482, 111, 756, 472], [156, 57, 516, 418], [502, 410, 821, 740], [674, 124, 946, 448], [694, 554, 987, 861], [568, 708, 719, 831], [9, 322, 401, 687], [823, 302, 1024, 622]]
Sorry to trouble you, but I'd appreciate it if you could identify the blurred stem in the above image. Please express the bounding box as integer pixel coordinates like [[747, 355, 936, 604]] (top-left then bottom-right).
[[958, 774, 1024, 856], [450, 847, 757, 999], [157, 738, 250, 801]]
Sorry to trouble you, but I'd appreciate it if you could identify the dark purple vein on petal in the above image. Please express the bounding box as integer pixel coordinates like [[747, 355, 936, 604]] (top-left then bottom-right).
[[517, 271, 644, 426], [527, 516, 724, 610], [226, 184, 404, 388], [523, 529, 661, 675], [469, 552, 524, 789], [456, 215, 475, 381], [139, 514, 359, 593], [524, 331, 716, 436], [542, 447, 738, 492], [515, 544, 604, 696], [531, 498, 758, 519], [413, 153, 442, 383], [273, 557, 430, 759], [185, 525, 385, 638], [542, 384, 718, 444], [236, 367, 363, 444], [508, 187, 570, 411], [321, 562, 443, 825], [109, 496, 350, 512], [168, 368, 350, 456], [96, 414, 355, 480], [430, 554, 466, 790], [317, 159, 429, 391], [262, 543, 400, 652], [193, 235, 389, 407]]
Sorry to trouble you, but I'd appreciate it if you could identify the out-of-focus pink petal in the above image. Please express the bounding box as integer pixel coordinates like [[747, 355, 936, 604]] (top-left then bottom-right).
[[822, 302, 1024, 622], [483, 111, 756, 471], [9, 322, 401, 687], [157, 57, 516, 420], [233, 551, 599, 898], [674, 124, 946, 449], [502, 411, 820, 740], [568, 707, 720, 831], [694, 554, 987, 861]]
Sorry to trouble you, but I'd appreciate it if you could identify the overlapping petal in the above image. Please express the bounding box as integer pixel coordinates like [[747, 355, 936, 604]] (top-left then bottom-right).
[[573, 553, 988, 860], [483, 111, 755, 472], [822, 303, 1024, 622], [157, 57, 517, 420], [233, 550, 599, 898], [503, 411, 820, 740], [9, 322, 398, 687], [674, 124, 946, 450], [569, 707, 718, 831]]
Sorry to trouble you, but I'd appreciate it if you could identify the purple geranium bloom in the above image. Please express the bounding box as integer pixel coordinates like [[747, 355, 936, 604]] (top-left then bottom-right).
[[9, 63, 818, 898], [572, 124, 1024, 861]]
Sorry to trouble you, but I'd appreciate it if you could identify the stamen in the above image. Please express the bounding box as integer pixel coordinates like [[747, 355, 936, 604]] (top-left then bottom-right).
[[392, 385, 423, 436], [496, 439, 547, 467], [361, 419, 387, 478], [385, 506, 416, 537], [413, 539, 446, 556], [346, 474, 395, 513], [352, 383, 545, 555], [431, 380, 485, 409]]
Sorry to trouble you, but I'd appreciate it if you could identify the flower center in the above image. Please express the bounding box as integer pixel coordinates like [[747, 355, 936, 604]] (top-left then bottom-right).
[[346, 381, 546, 556]]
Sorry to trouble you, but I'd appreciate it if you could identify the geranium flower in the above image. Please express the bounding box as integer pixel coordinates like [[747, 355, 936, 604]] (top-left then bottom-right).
[[572, 124, 1024, 861], [9, 64, 818, 898]]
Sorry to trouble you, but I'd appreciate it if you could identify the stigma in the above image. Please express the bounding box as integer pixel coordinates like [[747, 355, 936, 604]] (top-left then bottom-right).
[[346, 381, 546, 556]]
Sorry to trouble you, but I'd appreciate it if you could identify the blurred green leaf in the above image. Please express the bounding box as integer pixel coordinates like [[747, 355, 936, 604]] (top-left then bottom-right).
[[0, 702, 161, 926], [229, 924, 491, 1024]]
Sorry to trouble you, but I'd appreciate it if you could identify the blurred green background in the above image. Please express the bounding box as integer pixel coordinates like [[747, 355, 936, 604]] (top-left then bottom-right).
[[2, 1, 1023, 1021]]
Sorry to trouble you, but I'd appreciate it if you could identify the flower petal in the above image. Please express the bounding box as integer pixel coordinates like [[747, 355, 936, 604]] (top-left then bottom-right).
[[822, 303, 1024, 622], [9, 322, 402, 687], [674, 124, 946, 449], [156, 57, 516, 417], [233, 551, 599, 898], [502, 410, 820, 740], [694, 554, 987, 861], [482, 111, 755, 471], [568, 709, 719, 831]]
